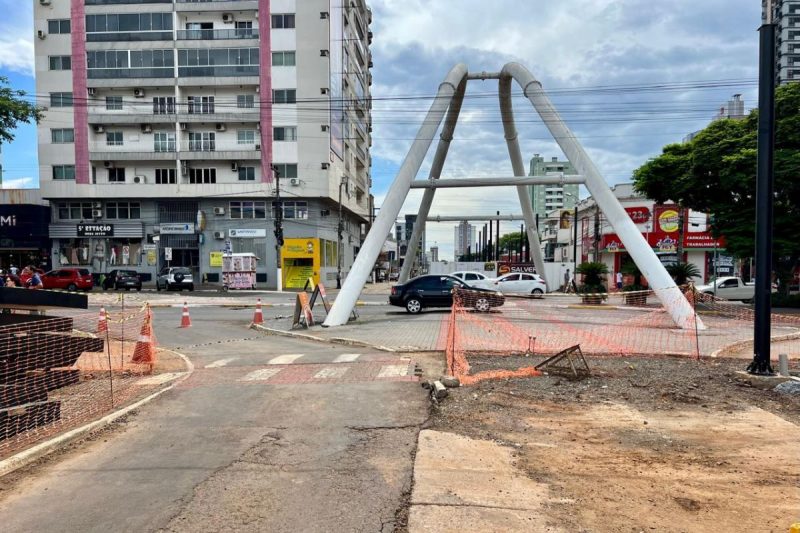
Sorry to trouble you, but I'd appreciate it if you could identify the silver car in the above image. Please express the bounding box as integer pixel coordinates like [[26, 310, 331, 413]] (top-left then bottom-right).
[[156, 267, 194, 291]]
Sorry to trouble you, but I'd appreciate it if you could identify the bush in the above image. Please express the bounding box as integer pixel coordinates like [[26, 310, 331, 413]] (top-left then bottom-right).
[[772, 293, 800, 308], [666, 263, 701, 285], [576, 262, 608, 289]]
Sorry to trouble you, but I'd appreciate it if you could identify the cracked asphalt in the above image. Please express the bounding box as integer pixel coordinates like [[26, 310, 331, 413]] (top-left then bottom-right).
[[0, 306, 429, 532]]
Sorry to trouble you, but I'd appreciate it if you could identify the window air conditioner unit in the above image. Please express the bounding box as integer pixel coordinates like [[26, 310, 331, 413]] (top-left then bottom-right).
[[213, 231, 226, 239], [133, 175, 146, 184], [321, 163, 329, 169], [92, 201, 102, 208], [321, 125, 329, 132], [320, 11, 329, 19], [255, 86, 260, 93], [39, 0, 51, 5], [222, 13, 234, 23], [215, 123, 226, 132], [321, 88, 329, 95], [87, 87, 97, 96], [93, 124, 105, 133], [255, 123, 261, 132], [255, 144, 261, 151], [289, 178, 300, 186], [320, 50, 329, 57], [141, 124, 153, 133], [103, 161, 113, 169], [37, 30, 46, 39], [231, 162, 239, 171], [133, 88, 145, 98], [179, 122, 188, 131], [92, 210, 103, 218], [213, 207, 226, 216]]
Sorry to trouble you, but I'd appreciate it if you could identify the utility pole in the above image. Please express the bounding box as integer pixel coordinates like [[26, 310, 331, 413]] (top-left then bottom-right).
[[271, 165, 284, 291], [519, 223, 524, 263], [677, 207, 685, 265], [488, 220, 493, 262], [337, 176, 346, 289], [573, 206, 578, 267], [593, 210, 600, 261], [749, 0, 777, 375], [495, 211, 500, 261]]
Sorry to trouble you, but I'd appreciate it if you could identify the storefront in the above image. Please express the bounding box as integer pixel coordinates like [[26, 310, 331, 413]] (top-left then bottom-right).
[[49, 222, 145, 272], [0, 203, 51, 272]]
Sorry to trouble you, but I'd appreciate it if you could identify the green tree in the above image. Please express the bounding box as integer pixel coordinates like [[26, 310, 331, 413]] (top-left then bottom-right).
[[0, 77, 41, 144], [498, 231, 524, 254], [633, 82, 800, 291]]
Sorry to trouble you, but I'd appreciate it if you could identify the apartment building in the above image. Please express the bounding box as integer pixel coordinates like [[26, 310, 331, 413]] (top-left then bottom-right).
[[529, 154, 579, 220], [33, 0, 372, 288], [453, 220, 474, 259]]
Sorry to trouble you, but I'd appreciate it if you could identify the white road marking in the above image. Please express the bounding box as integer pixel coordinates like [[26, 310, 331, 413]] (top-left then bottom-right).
[[136, 372, 186, 386], [332, 353, 361, 363], [204, 358, 237, 368], [377, 364, 409, 378], [313, 367, 349, 379], [241, 368, 282, 381], [267, 354, 305, 365]]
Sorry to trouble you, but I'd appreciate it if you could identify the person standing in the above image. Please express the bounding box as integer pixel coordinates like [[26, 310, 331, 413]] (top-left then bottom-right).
[[615, 271, 623, 290]]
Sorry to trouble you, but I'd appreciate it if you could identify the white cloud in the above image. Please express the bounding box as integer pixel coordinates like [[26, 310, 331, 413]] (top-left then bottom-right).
[[0, 3, 34, 76], [1, 177, 35, 189]]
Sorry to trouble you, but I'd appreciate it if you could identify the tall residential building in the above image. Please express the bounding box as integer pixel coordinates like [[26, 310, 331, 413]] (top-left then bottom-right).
[[713, 94, 746, 120], [33, 0, 372, 289], [453, 220, 474, 259], [529, 154, 579, 220], [765, 0, 800, 84]]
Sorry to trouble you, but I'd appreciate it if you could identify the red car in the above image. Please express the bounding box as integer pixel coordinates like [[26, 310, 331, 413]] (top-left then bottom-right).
[[41, 268, 94, 291]]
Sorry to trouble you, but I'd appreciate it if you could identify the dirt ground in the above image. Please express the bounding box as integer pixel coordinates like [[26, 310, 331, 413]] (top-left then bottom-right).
[[431, 356, 800, 532]]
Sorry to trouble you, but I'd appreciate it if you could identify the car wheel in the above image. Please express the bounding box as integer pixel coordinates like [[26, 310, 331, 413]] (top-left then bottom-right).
[[156, 282, 161, 292], [66, 283, 77, 292], [405, 298, 422, 314], [532, 288, 544, 299], [474, 297, 491, 312], [137, 287, 142, 292], [189, 285, 194, 292]]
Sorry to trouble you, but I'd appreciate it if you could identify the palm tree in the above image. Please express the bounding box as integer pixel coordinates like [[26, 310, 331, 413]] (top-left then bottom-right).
[[666, 263, 701, 285]]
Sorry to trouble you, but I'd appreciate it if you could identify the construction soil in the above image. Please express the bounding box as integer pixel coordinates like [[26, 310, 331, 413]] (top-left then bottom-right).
[[430, 356, 800, 532]]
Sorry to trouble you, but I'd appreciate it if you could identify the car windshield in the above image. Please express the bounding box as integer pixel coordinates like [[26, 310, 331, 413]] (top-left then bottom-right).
[[174, 268, 191, 275], [78, 269, 91, 276], [119, 270, 137, 276]]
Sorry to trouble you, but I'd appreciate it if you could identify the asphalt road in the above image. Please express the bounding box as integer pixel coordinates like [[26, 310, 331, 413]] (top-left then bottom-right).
[[0, 306, 428, 532]]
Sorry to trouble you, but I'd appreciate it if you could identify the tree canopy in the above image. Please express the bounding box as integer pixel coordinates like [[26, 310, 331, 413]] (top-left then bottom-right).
[[632, 82, 800, 279], [0, 76, 41, 144]]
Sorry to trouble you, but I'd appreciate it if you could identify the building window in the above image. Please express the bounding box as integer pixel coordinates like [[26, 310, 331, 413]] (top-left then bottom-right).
[[279, 201, 308, 220], [188, 168, 216, 184], [177, 47, 259, 77], [229, 201, 267, 219], [272, 89, 296, 104], [108, 168, 126, 183], [53, 165, 76, 181], [106, 96, 123, 110], [51, 128, 75, 144], [272, 163, 298, 179], [187, 95, 215, 114], [153, 96, 175, 114], [49, 56, 72, 71], [188, 132, 215, 151], [234, 21, 254, 37], [273, 126, 297, 141], [237, 94, 255, 108], [57, 202, 93, 220], [237, 130, 256, 145], [47, 19, 71, 34], [154, 132, 176, 152], [155, 168, 176, 184], [50, 92, 73, 108], [272, 51, 296, 66], [106, 131, 124, 146], [237, 166, 256, 181], [271, 14, 296, 29], [106, 201, 140, 219]]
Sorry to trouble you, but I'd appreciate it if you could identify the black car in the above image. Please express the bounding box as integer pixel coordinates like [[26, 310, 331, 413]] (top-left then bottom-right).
[[103, 269, 142, 291], [389, 275, 505, 314]]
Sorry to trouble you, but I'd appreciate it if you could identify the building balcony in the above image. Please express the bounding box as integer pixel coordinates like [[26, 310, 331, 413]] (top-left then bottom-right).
[[179, 141, 261, 160], [175, 0, 258, 12], [89, 144, 178, 161], [89, 113, 177, 125], [87, 31, 173, 43], [176, 28, 259, 41], [178, 108, 260, 123]]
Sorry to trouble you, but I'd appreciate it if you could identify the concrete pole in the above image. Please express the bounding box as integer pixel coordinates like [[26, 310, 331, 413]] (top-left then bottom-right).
[[498, 75, 548, 285], [399, 77, 467, 283], [501, 62, 702, 330], [324, 64, 469, 327]]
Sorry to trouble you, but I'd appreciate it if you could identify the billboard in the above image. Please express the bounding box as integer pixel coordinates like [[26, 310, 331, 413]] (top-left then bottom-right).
[[329, 0, 345, 159]]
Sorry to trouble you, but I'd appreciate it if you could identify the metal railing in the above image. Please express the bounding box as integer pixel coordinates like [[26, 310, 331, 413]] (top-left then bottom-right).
[[177, 28, 259, 40]]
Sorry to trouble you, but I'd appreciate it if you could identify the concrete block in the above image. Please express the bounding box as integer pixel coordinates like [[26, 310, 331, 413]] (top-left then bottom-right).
[[433, 381, 448, 399]]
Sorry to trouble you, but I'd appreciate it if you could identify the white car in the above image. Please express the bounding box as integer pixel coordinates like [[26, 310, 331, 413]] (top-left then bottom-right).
[[450, 271, 491, 286], [695, 276, 755, 301], [156, 267, 195, 292], [481, 273, 547, 297]]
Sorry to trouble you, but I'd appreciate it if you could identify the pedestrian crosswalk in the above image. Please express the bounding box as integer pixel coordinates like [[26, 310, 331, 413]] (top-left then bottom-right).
[[267, 354, 305, 365]]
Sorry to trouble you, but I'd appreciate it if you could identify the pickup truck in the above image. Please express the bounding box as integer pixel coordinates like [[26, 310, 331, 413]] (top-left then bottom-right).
[[695, 276, 755, 301]]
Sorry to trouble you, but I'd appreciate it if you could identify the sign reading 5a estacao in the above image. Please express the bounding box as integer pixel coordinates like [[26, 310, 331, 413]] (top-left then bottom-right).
[[77, 224, 114, 237]]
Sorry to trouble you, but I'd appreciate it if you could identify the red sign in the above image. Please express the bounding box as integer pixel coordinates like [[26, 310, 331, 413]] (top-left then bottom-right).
[[600, 231, 724, 251], [625, 207, 651, 223]]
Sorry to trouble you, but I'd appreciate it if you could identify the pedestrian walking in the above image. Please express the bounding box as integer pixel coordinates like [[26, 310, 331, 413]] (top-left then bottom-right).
[[615, 271, 623, 290]]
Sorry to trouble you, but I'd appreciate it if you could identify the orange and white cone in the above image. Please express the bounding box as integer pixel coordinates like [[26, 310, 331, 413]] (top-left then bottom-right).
[[132, 307, 155, 365], [179, 302, 192, 328], [252, 298, 264, 325], [97, 307, 108, 334]]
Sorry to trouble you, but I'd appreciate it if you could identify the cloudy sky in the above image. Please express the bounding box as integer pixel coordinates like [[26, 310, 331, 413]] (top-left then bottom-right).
[[0, 0, 761, 260]]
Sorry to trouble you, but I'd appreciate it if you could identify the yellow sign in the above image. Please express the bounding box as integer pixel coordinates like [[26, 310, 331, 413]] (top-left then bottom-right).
[[658, 209, 680, 233], [210, 251, 223, 267], [282, 238, 318, 258], [146, 249, 157, 266], [282, 238, 321, 289]]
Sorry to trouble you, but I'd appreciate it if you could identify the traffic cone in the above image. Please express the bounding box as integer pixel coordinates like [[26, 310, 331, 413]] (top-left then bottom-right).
[[252, 298, 264, 325], [97, 307, 108, 334], [132, 307, 154, 365], [179, 302, 192, 328]]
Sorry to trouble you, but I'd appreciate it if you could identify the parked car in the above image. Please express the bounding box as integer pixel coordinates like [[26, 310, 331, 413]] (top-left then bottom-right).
[[156, 267, 194, 291], [476, 273, 547, 297], [388, 271, 400, 281], [450, 271, 491, 284], [103, 269, 142, 291], [695, 276, 756, 301], [389, 274, 505, 314], [41, 268, 94, 291]]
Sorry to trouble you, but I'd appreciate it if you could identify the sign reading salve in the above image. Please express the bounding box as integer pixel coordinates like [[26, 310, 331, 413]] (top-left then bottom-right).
[[210, 251, 223, 267], [160, 223, 195, 234], [229, 228, 267, 238], [77, 224, 114, 237]]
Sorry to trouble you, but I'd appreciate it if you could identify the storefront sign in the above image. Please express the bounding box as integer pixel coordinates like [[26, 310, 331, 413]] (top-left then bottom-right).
[[229, 228, 267, 238], [164, 247, 172, 261], [143, 244, 158, 266], [657, 208, 680, 233], [159, 223, 195, 234], [77, 224, 114, 237], [624, 207, 651, 223], [509, 263, 537, 274], [210, 251, 223, 267]]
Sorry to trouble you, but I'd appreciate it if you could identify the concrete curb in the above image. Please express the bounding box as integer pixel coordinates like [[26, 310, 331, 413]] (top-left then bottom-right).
[[709, 329, 800, 358], [250, 323, 397, 352], [0, 348, 194, 479], [146, 300, 385, 309]]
